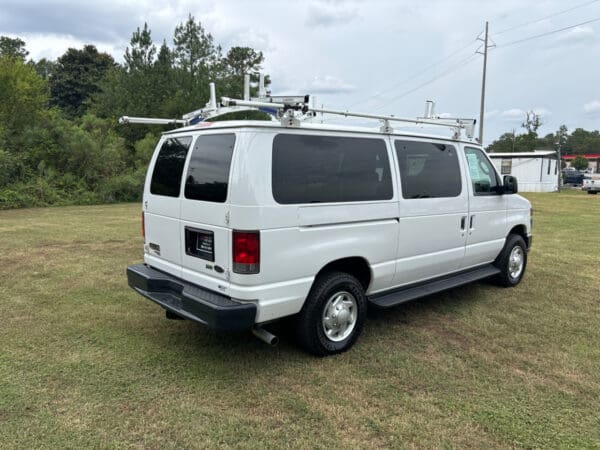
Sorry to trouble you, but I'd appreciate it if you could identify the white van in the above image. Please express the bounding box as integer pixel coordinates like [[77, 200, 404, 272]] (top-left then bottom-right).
[[127, 119, 532, 355]]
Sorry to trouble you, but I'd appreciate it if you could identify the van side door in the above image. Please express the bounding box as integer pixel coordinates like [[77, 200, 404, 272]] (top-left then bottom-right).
[[392, 139, 469, 286], [462, 146, 507, 269]]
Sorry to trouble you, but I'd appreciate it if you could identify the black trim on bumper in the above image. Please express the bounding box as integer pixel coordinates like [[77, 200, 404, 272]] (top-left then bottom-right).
[[127, 264, 256, 331]]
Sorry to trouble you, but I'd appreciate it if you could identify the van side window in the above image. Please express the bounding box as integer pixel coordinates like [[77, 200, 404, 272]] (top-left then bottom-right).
[[272, 134, 393, 204], [394, 140, 461, 199], [464, 147, 500, 195], [184, 134, 235, 203], [150, 137, 192, 197]]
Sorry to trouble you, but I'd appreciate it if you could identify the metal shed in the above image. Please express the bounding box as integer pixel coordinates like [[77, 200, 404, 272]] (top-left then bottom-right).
[[487, 150, 558, 192]]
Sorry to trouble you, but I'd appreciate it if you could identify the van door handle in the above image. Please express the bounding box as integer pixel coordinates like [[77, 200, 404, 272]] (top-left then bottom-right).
[[469, 215, 475, 230], [460, 216, 466, 231]]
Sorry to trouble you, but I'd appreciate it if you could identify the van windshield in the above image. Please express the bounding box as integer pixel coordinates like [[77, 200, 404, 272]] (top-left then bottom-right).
[[184, 134, 236, 203]]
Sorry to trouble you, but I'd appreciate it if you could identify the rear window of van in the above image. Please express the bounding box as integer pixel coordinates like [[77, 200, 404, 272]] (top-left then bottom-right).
[[184, 134, 236, 203], [272, 134, 393, 204], [150, 137, 192, 197]]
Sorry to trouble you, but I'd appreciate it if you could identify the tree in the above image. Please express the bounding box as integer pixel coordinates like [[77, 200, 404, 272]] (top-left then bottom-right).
[[521, 111, 541, 134], [219, 46, 268, 99], [124, 23, 156, 72], [0, 56, 48, 150], [562, 128, 600, 154], [173, 14, 219, 80], [32, 58, 56, 79], [487, 131, 518, 153], [571, 155, 589, 171], [50, 45, 115, 117], [223, 46, 264, 77], [0, 36, 28, 60]]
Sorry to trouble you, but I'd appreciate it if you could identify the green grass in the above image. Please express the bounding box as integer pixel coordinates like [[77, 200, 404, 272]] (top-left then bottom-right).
[[1, 191, 599, 448]]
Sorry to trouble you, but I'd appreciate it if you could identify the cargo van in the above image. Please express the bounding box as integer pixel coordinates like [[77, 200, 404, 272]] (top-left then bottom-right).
[[126, 89, 532, 355]]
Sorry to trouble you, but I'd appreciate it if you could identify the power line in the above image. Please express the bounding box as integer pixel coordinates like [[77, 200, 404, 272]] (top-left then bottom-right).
[[495, 0, 600, 36], [347, 38, 479, 109], [499, 16, 600, 48], [371, 53, 479, 112]]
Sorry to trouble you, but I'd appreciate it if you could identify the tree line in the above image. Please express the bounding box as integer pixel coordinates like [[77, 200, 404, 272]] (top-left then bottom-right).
[[486, 110, 600, 155], [0, 15, 267, 209]]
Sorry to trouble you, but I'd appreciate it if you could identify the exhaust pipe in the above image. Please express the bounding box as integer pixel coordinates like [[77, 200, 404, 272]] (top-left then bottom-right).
[[252, 326, 279, 346]]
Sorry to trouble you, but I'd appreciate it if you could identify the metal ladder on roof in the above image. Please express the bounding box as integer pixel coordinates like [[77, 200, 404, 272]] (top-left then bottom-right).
[[119, 74, 477, 140]]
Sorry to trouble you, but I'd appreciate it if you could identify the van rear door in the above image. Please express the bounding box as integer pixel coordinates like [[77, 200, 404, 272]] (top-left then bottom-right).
[[180, 133, 236, 293], [143, 136, 193, 278]]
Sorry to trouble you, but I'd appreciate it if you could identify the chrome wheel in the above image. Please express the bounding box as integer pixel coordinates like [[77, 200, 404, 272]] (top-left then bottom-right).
[[322, 291, 357, 342], [508, 246, 524, 279]]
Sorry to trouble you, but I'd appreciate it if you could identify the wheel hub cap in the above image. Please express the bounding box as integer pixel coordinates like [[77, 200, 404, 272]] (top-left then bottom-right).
[[322, 291, 357, 342], [508, 246, 524, 279]]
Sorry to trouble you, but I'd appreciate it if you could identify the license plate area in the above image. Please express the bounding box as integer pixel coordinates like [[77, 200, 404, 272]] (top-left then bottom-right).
[[185, 227, 214, 262]]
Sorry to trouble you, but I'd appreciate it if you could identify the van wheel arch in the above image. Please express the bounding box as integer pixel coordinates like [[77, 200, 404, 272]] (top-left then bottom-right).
[[313, 257, 372, 292], [508, 224, 528, 248]]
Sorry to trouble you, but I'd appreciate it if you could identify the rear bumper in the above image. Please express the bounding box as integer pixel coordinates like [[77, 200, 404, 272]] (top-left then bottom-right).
[[127, 264, 256, 331]]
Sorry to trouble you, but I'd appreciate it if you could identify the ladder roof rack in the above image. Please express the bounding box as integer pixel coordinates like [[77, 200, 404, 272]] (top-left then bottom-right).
[[119, 74, 476, 140]]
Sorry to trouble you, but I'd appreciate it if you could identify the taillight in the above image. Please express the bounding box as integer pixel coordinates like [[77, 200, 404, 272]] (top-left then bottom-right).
[[232, 230, 260, 274], [141, 212, 145, 241]]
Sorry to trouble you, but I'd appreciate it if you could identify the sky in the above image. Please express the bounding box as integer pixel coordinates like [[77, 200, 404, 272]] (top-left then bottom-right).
[[1, 0, 599, 145]]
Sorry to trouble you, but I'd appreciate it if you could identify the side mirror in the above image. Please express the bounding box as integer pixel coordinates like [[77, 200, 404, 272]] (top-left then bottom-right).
[[503, 175, 518, 194]]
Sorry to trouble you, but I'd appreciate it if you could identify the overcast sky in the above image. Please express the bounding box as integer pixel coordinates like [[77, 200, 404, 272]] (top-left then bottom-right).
[[1, 0, 599, 145]]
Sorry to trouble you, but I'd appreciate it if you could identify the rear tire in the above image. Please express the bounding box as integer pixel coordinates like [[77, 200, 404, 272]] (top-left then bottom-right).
[[295, 271, 367, 356], [494, 234, 528, 287]]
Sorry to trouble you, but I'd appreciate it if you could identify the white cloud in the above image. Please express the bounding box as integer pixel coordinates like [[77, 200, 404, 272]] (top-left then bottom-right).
[[500, 108, 525, 120], [532, 107, 551, 117], [583, 100, 600, 115], [498, 107, 550, 121], [305, 75, 356, 94], [555, 26, 596, 46], [306, 1, 358, 27], [10, 32, 122, 61], [220, 27, 275, 53]]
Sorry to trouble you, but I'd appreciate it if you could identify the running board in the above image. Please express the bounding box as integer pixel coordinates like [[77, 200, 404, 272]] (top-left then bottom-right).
[[368, 264, 500, 309]]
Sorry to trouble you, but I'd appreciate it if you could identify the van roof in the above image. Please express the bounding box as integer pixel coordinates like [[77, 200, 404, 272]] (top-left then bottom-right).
[[162, 120, 481, 146]]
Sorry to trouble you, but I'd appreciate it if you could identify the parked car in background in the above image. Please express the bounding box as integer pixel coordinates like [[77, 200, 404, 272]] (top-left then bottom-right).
[[583, 177, 600, 194], [563, 170, 584, 186]]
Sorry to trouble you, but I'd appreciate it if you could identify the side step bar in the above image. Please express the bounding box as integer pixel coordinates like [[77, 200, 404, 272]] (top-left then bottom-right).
[[369, 264, 500, 309]]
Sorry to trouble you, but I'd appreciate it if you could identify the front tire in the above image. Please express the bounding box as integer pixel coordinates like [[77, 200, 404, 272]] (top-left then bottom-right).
[[295, 271, 367, 356], [495, 234, 528, 287]]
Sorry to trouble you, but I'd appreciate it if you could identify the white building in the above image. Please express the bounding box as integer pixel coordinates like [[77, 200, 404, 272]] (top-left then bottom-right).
[[487, 151, 558, 192]]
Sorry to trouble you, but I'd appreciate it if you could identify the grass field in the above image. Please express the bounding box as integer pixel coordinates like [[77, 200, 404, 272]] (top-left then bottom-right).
[[1, 191, 599, 448]]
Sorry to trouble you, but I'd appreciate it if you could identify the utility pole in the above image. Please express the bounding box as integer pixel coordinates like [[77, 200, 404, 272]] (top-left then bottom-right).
[[478, 21, 489, 145]]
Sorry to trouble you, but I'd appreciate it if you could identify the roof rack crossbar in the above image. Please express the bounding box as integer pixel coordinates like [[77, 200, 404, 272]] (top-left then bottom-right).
[[220, 97, 476, 139]]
